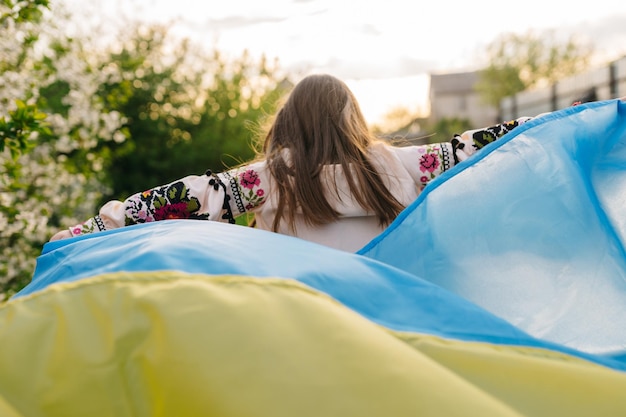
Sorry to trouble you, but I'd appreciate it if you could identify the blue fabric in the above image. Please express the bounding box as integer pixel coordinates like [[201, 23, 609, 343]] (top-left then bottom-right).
[[16, 99, 626, 372], [27, 221, 534, 346], [18, 218, 625, 371], [360, 99, 626, 362]]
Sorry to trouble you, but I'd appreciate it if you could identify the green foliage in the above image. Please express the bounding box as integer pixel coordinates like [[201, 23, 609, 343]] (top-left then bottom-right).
[[1, 2, 126, 299], [0, 0, 58, 299], [0, 100, 50, 158], [93, 26, 287, 202], [0, 0, 51, 160], [425, 117, 473, 144], [0, 2, 287, 299], [476, 30, 593, 106], [0, 0, 49, 25]]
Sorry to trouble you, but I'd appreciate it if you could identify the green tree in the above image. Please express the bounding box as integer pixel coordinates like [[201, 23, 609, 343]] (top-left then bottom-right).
[[95, 25, 287, 202], [0, 0, 50, 158], [0, 5, 288, 298], [475, 30, 593, 106], [1, 2, 126, 299], [1, 0, 49, 25]]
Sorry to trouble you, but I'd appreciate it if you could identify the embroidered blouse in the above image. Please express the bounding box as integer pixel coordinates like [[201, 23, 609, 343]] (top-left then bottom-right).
[[69, 118, 530, 252]]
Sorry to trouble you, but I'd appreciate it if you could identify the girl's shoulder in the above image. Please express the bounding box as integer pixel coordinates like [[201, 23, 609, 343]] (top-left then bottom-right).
[[368, 141, 424, 171], [370, 140, 441, 162]]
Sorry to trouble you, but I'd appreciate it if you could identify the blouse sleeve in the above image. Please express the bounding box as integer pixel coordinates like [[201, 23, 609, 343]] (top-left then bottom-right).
[[450, 117, 533, 162], [396, 117, 533, 191], [68, 162, 269, 237]]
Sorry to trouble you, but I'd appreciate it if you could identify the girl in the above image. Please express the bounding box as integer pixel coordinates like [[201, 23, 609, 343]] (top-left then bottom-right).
[[50, 74, 527, 252]]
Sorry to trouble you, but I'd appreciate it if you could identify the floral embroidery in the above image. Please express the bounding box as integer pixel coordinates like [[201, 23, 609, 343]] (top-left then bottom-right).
[[124, 181, 209, 226], [73, 222, 95, 236], [237, 169, 265, 208], [419, 151, 440, 173], [471, 120, 524, 150], [240, 169, 261, 189], [154, 201, 191, 220], [418, 144, 452, 190], [451, 118, 530, 164], [70, 215, 106, 236], [221, 168, 266, 216]]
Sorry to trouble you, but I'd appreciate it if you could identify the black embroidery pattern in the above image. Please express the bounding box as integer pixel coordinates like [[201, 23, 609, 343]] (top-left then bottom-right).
[[94, 215, 106, 231], [206, 170, 236, 224], [450, 135, 464, 165], [440, 142, 452, 171], [124, 181, 210, 226], [222, 171, 246, 214], [471, 120, 522, 151]]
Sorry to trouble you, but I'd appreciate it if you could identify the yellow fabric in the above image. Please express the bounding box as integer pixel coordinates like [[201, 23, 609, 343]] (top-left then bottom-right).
[[1, 272, 625, 417], [400, 334, 626, 416]]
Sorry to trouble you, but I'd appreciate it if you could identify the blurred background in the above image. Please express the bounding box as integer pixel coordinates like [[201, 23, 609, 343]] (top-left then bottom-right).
[[2, 0, 626, 298]]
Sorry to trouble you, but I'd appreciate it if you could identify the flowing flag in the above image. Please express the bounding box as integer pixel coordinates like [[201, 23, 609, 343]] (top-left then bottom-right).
[[2, 100, 626, 416], [361, 99, 626, 362]]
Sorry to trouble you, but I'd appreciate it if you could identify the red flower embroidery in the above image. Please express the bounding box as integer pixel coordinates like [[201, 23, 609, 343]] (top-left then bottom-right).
[[419, 153, 440, 173], [154, 202, 191, 220], [240, 169, 261, 189]]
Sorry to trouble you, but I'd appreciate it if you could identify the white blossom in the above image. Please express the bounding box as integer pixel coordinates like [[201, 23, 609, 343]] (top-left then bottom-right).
[[1, 3, 126, 299]]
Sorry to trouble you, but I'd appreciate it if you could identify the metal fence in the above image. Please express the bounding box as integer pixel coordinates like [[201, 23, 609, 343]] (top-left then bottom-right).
[[500, 56, 626, 120]]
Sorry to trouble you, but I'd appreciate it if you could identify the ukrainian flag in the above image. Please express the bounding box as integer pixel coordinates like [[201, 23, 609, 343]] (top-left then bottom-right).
[[2, 100, 626, 416]]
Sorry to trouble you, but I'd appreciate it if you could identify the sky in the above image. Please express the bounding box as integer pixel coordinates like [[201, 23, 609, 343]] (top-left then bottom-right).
[[62, 0, 626, 125]]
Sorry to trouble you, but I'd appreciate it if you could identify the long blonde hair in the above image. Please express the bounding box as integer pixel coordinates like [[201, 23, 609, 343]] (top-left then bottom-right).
[[263, 74, 404, 232]]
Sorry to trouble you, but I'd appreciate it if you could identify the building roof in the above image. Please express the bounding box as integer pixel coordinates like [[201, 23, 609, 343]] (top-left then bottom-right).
[[429, 71, 479, 95]]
